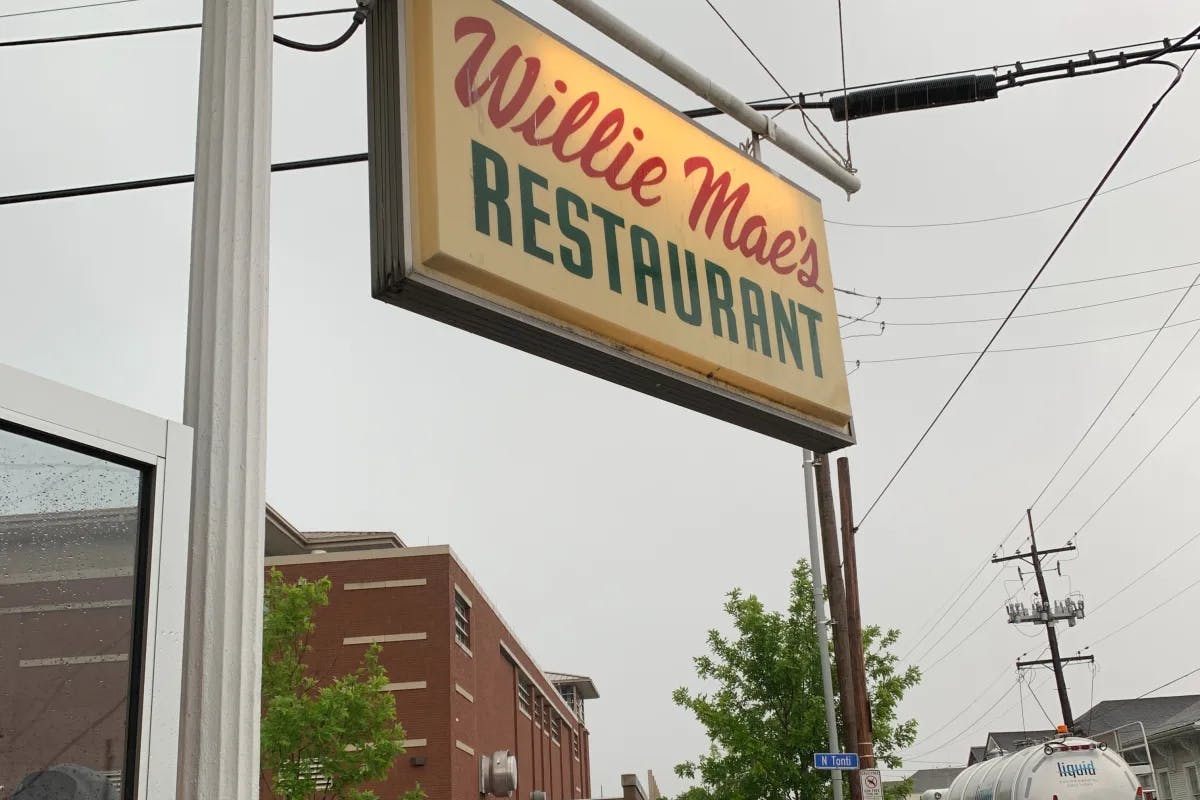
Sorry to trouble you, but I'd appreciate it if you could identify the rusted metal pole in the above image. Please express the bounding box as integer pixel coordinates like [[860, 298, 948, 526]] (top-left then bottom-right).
[[839, 457, 875, 770], [816, 454, 861, 800]]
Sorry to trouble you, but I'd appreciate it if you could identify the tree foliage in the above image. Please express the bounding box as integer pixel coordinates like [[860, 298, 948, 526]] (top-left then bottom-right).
[[261, 568, 422, 800], [672, 561, 921, 800]]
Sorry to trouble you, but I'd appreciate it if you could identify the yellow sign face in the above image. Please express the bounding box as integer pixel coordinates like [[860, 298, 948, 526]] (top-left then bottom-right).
[[400, 0, 851, 436]]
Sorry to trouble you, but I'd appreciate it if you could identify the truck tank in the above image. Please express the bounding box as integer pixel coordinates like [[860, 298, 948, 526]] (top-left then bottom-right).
[[945, 736, 1141, 800]]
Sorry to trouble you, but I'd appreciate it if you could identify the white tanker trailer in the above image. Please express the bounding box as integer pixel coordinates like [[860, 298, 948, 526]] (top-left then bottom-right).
[[943, 735, 1142, 800]]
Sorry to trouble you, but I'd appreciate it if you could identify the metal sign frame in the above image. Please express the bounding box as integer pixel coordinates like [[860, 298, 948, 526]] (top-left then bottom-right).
[[364, 0, 855, 452]]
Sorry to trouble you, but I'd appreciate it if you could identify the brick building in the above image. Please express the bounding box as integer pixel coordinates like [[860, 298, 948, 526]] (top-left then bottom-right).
[[266, 513, 598, 800]]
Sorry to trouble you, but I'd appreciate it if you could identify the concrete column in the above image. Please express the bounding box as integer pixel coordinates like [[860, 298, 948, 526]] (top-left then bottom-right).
[[178, 0, 273, 798]]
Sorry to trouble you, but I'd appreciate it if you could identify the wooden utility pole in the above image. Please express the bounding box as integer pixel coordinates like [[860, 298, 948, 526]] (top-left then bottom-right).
[[991, 510, 1083, 730], [838, 457, 874, 770], [815, 455, 861, 800]]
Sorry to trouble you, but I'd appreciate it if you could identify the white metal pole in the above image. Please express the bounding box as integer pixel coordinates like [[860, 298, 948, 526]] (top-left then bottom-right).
[[546, 0, 862, 194], [178, 0, 273, 797], [805, 448, 844, 800]]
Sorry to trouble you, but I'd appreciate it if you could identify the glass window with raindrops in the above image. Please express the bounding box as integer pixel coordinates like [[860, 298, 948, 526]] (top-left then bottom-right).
[[0, 422, 150, 800]]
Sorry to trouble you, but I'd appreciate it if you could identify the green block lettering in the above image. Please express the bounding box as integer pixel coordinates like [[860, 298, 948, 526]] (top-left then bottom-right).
[[798, 303, 824, 377], [739, 277, 772, 357], [556, 187, 593, 279], [591, 203, 626, 294], [704, 260, 738, 343], [630, 226, 666, 312], [471, 140, 512, 245], [771, 291, 804, 369], [518, 165, 553, 264], [667, 243, 702, 327]]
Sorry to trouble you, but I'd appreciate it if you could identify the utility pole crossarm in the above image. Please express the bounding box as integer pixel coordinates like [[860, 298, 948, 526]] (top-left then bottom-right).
[[992, 544, 1075, 564], [1017, 655, 1095, 669]]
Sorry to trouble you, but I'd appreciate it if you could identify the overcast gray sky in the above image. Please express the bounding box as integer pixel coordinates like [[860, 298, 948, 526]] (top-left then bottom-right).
[[2, 0, 1198, 795]]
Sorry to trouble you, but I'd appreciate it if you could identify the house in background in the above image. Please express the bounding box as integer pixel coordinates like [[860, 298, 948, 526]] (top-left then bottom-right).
[[888, 767, 967, 800], [1078, 695, 1200, 800]]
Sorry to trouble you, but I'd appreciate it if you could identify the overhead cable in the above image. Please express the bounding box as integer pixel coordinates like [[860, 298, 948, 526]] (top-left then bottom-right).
[[836, 256, 1200, 301], [844, 316, 1200, 365], [700, 0, 850, 168], [0, 0, 135, 19], [1137, 665, 1200, 699], [273, 0, 371, 52], [826, 156, 1200, 230], [1033, 316, 1200, 535], [1089, 531, 1200, 615], [912, 569, 1005, 667], [0, 7, 356, 48], [1085, 575, 1200, 650], [839, 283, 1194, 328], [0, 153, 367, 206], [898, 556, 995, 662], [1068, 384, 1200, 540], [857, 59, 1192, 529]]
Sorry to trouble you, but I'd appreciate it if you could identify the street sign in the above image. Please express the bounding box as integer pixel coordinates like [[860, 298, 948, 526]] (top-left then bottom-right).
[[814, 753, 860, 770], [861, 768, 883, 800]]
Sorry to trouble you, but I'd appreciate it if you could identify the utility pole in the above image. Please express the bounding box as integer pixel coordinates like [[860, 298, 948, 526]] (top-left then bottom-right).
[[178, 0, 273, 798], [804, 449, 844, 800], [837, 457, 874, 770], [992, 510, 1086, 730], [816, 455, 861, 800]]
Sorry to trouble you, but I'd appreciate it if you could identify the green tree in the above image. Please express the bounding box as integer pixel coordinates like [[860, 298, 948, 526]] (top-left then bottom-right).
[[672, 561, 921, 800], [261, 568, 422, 800]]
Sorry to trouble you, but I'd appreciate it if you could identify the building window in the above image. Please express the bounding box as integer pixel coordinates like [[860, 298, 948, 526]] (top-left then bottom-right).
[[454, 591, 471, 650], [533, 692, 542, 726], [518, 673, 532, 715], [1159, 771, 1173, 800], [0, 424, 149, 797], [572, 730, 580, 760], [1186, 766, 1199, 800], [551, 715, 562, 744]]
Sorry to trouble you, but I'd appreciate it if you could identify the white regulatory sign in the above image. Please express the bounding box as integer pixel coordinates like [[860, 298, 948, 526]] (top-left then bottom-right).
[[861, 768, 883, 800]]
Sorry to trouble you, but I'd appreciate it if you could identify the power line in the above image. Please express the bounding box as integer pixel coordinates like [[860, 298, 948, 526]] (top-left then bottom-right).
[[0, 0, 135, 19], [0, 152, 368, 206], [845, 316, 1200, 365], [1068, 384, 1200, 540], [900, 665, 1014, 754], [836, 257, 1200, 302], [912, 569, 1005, 667], [273, 0, 370, 53], [898, 556, 994, 662], [0, 8, 356, 49], [700, 0, 849, 167], [1032, 318, 1200, 535], [1090, 531, 1200, 615], [825, 157, 1200, 230], [857, 59, 1191, 529], [1085, 575, 1200, 650], [839, 283, 1194, 328], [923, 577, 1034, 674], [702, 0, 791, 101], [1137, 665, 1200, 698]]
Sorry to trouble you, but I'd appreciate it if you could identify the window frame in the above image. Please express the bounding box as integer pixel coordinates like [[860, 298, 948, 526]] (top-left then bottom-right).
[[517, 672, 532, 716], [1159, 770, 1174, 800], [0, 363, 193, 800], [454, 590, 472, 650], [1184, 764, 1200, 800]]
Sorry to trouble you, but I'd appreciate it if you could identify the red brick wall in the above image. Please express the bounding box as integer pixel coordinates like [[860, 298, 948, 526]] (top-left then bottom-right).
[[268, 552, 452, 800], [446, 560, 591, 800], [267, 549, 593, 800]]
